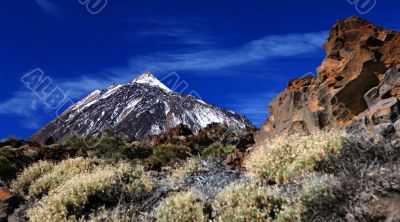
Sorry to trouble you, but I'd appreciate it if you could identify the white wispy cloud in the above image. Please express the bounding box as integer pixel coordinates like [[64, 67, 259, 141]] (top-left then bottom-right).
[[127, 31, 328, 73], [125, 17, 216, 46], [0, 30, 328, 127], [0, 91, 39, 116], [35, 0, 64, 19]]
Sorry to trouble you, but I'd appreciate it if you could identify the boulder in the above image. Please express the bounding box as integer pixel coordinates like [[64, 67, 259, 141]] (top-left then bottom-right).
[[0, 188, 13, 201], [372, 123, 395, 138], [366, 98, 400, 125]]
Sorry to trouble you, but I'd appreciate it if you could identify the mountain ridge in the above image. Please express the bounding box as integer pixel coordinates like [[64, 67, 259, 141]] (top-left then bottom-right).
[[31, 73, 255, 143]]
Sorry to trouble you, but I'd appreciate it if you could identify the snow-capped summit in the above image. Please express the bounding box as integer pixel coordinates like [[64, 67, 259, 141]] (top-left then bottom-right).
[[31, 72, 255, 143], [132, 72, 172, 92]]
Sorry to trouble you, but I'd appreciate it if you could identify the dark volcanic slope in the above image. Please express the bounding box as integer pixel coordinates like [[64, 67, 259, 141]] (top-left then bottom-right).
[[31, 73, 254, 143]]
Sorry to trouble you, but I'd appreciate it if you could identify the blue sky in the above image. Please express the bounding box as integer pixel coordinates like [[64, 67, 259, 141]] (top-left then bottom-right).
[[1, 0, 400, 139]]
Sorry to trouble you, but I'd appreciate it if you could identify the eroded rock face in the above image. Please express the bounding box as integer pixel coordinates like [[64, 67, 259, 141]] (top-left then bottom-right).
[[256, 16, 400, 143]]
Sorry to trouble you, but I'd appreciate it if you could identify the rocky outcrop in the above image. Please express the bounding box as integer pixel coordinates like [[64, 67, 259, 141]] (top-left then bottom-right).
[[256, 16, 400, 143], [146, 123, 255, 153]]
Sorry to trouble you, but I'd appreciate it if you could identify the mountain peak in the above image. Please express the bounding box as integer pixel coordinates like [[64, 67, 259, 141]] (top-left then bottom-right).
[[132, 72, 172, 92], [31, 70, 254, 142]]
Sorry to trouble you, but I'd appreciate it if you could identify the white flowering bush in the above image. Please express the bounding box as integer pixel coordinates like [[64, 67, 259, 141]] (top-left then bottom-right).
[[28, 157, 102, 198], [27, 162, 153, 222], [86, 205, 138, 222], [11, 160, 54, 196], [245, 131, 344, 184], [156, 190, 208, 222], [169, 157, 202, 181], [212, 183, 284, 222]]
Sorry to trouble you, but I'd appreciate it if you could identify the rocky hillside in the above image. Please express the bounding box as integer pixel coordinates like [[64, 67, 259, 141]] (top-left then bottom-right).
[[256, 16, 400, 143], [31, 72, 254, 143]]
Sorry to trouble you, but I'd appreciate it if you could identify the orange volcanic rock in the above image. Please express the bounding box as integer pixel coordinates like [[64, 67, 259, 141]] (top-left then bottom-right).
[[256, 16, 400, 143], [0, 188, 13, 201]]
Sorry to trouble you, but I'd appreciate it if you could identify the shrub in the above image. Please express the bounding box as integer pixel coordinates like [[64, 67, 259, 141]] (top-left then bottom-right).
[[145, 144, 191, 171], [64, 134, 91, 149], [156, 190, 208, 222], [212, 183, 284, 222], [95, 129, 126, 158], [245, 131, 344, 184], [0, 156, 13, 180], [27, 162, 153, 222], [202, 142, 238, 158], [118, 142, 152, 160], [170, 158, 202, 181], [64, 129, 144, 161], [0, 146, 15, 159], [11, 160, 54, 196], [0, 136, 25, 148], [275, 174, 338, 221], [28, 157, 102, 198], [86, 205, 138, 222]]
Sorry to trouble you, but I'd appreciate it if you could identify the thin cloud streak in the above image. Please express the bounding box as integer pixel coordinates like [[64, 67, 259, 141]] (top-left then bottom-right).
[[128, 31, 329, 73], [125, 17, 216, 46], [35, 0, 64, 19]]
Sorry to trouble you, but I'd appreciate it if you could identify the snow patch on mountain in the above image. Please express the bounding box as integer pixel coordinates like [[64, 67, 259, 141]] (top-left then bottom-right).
[[132, 72, 172, 92], [72, 89, 102, 111], [101, 84, 123, 99]]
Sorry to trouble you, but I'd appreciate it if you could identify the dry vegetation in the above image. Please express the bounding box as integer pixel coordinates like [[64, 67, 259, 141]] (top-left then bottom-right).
[[4, 129, 399, 221], [11, 160, 54, 196], [245, 131, 344, 184], [156, 190, 208, 222], [11, 158, 152, 221], [28, 157, 102, 198], [212, 182, 284, 222]]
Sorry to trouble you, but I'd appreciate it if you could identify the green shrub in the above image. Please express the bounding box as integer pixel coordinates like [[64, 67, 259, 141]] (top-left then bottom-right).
[[0, 156, 12, 179], [202, 142, 238, 158], [156, 190, 208, 222], [0, 136, 25, 148], [119, 142, 152, 159], [64, 129, 141, 161], [96, 129, 126, 157], [11, 160, 54, 196], [28, 157, 101, 198], [0, 179, 6, 187], [212, 183, 284, 222], [65, 134, 91, 149], [245, 131, 344, 184], [0, 146, 15, 159], [27, 162, 153, 222], [145, 144, 191, 170]]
